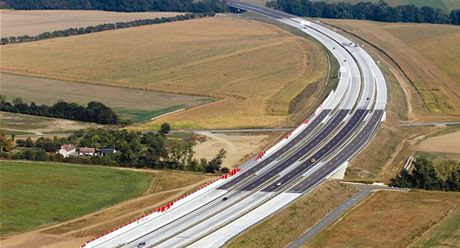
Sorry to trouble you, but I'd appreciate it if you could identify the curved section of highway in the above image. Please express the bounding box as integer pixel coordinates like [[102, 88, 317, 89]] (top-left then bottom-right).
[[83, 2, 387, 248]]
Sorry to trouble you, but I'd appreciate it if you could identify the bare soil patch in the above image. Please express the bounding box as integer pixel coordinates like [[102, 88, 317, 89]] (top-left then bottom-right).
[[194, 132, 277, 168], [0, 10, 180, 37]]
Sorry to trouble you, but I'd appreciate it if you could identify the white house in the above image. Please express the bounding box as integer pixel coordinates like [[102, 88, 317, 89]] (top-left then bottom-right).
[[58, 144, 76, 158]]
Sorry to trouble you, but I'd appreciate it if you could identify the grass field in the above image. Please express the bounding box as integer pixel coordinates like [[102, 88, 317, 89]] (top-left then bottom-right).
[[1, 16, 328, 129], [322, 19, 460, 118], [1, 73, 213, 123], [0, 111, 99, 134], [42, 170, 212, 236], [313, 0, 460, 12], [0, 10, 180, 37], [411, 204, 460, 248], [227, 181, 358, 248], [0, 160, 151, 235], [304, 190, 460, 248]]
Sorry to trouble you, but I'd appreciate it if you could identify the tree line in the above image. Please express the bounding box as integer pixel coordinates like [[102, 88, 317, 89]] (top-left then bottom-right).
[[268, 0, 460, 25], [2, 0, 227, 13], [1, 13, 215, 45], [0, 97, 120, 125], [391, 156, 460, 192], [0, 125, 229, 174]]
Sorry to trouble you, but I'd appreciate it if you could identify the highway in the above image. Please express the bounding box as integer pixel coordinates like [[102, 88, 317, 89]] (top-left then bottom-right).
[[82, 2, 387, 248]]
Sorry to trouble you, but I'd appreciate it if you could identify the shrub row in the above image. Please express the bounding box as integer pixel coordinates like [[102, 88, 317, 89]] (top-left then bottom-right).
[[0, 97, 120, 125]]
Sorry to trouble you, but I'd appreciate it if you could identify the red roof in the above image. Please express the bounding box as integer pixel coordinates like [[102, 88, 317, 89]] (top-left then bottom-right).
[[80, 147, 96, 153], [61, 144, 75, 152]]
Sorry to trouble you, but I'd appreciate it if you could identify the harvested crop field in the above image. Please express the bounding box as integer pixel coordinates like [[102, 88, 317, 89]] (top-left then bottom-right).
[[0, 73, 213, 123], [415, 129, 460, 154], [303, 190, 460, 248], [0, 10, 180, 37], [322, 19, 460, 119], [1, 16, 328, 129]]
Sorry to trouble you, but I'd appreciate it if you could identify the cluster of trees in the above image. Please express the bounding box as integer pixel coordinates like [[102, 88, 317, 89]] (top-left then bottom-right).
[[4, 124, 229, 174], [0, 132, 14, 152], [1, 13, 215, 45], [391, 157, 460, 192], [16, 136, 66, 152], [0, 97, 120, 125], [2, 0, 226, 12], [269, 0, 460, 25]]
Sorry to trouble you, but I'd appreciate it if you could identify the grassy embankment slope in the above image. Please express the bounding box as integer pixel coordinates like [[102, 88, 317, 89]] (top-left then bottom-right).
[[303, 190, 460, 248], [227, 181, 358, 247], [1, 16, 328, 129]]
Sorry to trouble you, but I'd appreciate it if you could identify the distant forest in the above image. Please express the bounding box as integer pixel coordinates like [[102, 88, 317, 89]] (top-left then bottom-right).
[[269, 0, 460, 25], [3, 0, 460, 25], [1, 0, 227, 12]]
